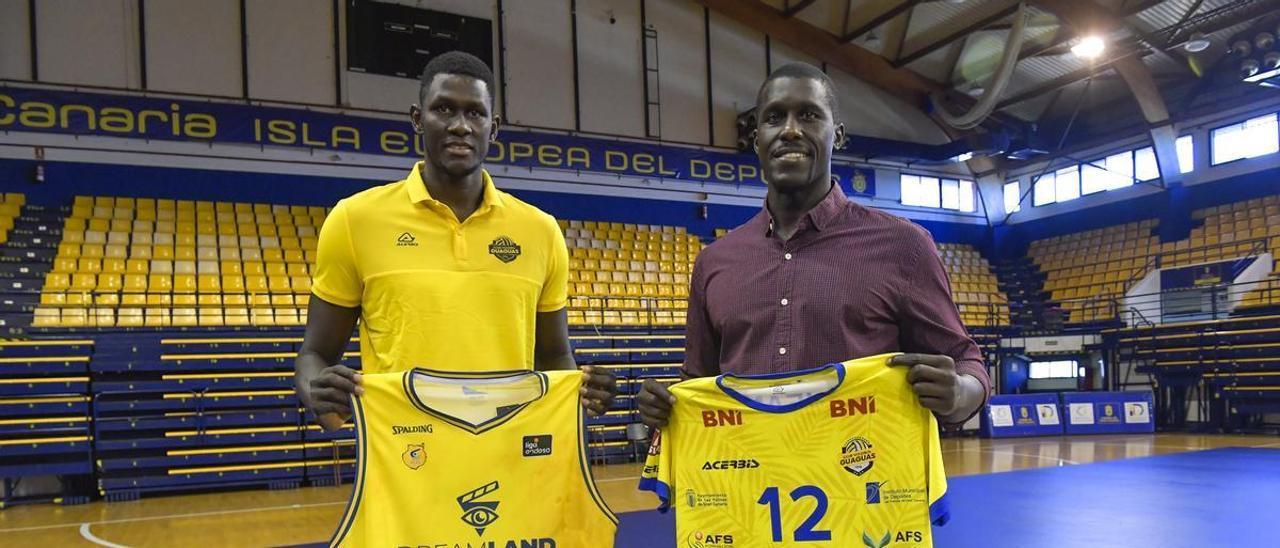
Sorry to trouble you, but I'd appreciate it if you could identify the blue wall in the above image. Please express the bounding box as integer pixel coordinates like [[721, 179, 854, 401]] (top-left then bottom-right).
[[0, 159, 988, 244]]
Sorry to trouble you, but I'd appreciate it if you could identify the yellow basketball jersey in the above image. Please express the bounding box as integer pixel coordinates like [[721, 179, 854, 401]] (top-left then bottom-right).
[[640, 353, 948, 548], [331, 369, 618, 547]]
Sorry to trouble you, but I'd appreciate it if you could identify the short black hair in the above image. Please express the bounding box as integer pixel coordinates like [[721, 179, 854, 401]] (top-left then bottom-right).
[[419, 51, 497, 108], [756, 62, 840, 121]]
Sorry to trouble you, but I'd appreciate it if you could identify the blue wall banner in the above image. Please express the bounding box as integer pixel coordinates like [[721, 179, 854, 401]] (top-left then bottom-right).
[[0, 86, 875, 196], [1062, 391, 1155, 435], [981, 393, 1065, 438]]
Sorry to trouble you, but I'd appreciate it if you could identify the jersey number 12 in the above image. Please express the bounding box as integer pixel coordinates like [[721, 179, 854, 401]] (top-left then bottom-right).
[[756, 485, 832, 542]]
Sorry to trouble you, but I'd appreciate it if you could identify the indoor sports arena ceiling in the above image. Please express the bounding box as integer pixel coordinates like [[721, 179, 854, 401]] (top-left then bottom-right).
[[701, 0, 1279, 167]]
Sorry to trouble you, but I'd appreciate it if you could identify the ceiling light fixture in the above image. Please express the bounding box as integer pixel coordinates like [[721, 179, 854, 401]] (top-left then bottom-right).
[[1184, 32, 1211, 53], [1071, 36, 1106, 59]]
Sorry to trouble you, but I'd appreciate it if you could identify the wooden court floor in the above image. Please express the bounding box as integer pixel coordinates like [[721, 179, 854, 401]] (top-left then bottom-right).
[[1, 434, 1277, 547]]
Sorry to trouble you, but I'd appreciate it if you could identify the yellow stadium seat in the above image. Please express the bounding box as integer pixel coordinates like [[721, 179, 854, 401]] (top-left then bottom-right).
[[172, 308, 198, 326], [251, 308, 275, 326], [222, 275, 245, 294], [268, 276, 292, 293], [224, 307, 250, 326], [70, 273, 97, 291], [148, 274, 172, 294], [243, 262, 265, 276], [198, 274, 221, 293], [96, 274, 122, 293], [173, 274, 197, 293], [245, 275, 269, 294], [291, 276, 312, 294], [32, 308, 60, 327]]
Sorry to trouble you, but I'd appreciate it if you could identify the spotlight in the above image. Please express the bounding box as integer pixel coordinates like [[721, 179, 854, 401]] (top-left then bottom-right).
[[1183, 32, 1211, 53], [1240, 58, 1261, 79], [1256, 32, 1276, 51], [1265, 51, 1280, 70], [1231, 39, 1253, 57], [1071, 36, 1105, 59]]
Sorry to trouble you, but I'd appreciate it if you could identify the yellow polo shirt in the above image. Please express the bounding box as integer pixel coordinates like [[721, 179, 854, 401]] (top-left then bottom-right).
[[311, 162, 568, 374]]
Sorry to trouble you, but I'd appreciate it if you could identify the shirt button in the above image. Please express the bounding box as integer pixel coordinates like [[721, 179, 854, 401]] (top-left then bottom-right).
[[784, 253, 793, 261], [778, 347, 787, 355], [781, 298, 789, 306]]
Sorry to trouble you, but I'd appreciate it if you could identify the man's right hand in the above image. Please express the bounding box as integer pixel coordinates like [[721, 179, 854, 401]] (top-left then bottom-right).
[[306, 364, 364, 431], [637, 379, 676, 428]]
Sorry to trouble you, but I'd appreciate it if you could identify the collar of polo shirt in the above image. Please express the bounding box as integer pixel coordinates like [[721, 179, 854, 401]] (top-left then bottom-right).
[[404, 161, 506, 218]]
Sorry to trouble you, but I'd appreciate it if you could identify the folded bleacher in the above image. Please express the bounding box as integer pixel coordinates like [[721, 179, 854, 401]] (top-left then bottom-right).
[[1110, 313, 1280, 431]]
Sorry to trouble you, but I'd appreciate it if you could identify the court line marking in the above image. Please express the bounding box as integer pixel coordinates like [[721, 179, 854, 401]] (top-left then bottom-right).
[[594, 475, 641, 483], [79, 523, 130, 548], [0, 501, 347, 533], [945, 447, 1081, 465]]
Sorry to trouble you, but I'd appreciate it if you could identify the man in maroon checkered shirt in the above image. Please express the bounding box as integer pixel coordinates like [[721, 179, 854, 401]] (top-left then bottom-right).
[[638, 63, 989, 428]]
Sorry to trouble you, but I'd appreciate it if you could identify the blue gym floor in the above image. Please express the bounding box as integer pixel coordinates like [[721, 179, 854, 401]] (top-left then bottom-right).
[[615, 447, 1280, 548]]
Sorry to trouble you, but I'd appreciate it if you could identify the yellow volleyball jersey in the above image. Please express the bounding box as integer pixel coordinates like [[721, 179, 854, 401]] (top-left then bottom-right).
[[640, 353, 948, 548], [331, 368, 617, 547]]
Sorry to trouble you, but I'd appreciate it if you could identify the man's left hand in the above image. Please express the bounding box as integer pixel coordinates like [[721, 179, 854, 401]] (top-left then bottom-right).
[[580, 365, 617, 416], [890, 353, 979, 421]]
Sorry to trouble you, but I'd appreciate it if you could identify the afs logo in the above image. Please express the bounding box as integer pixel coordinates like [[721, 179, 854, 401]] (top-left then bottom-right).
[[701, 409, 743, 427], [840, 436, 876, 476], [488, 236, 521, 263], [863, 530, 923, 547], [687, 530, 734, 547], [456, 481, 501, 535], [830, 395, 876, 417], [402, 443, 426, 470], [396, 232, 418, 247]]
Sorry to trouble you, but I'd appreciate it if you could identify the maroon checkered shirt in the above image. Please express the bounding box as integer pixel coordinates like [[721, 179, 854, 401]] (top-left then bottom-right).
[[684, 183, 990, 400]]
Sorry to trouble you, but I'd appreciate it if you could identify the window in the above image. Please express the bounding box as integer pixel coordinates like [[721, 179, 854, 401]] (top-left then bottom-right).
[[1004, 181, 1021, 214], [900, 175, 940, 208], [1134, 147, 1159, 181], [1055, 166, 1080, 203], [1176, 135, 1194, 173], [1080, 162, 1107, 195], [901, 174, 974, 211], [1211, 113, 1279, 165], [958, 180, 976, 213], [1029, 360, 1079, 379], [1033, 172, 1056, 206], [940, 179, 960, 210], [1105, 151, 1134, 190]]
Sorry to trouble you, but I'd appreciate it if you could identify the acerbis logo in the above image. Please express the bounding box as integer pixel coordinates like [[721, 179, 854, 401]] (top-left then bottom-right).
[[396, 232, 418, 247], [701, 459, 760, 471]]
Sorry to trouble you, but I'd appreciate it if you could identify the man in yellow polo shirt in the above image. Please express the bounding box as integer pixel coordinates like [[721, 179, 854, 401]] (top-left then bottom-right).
[[294, 51, 615, 430]]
